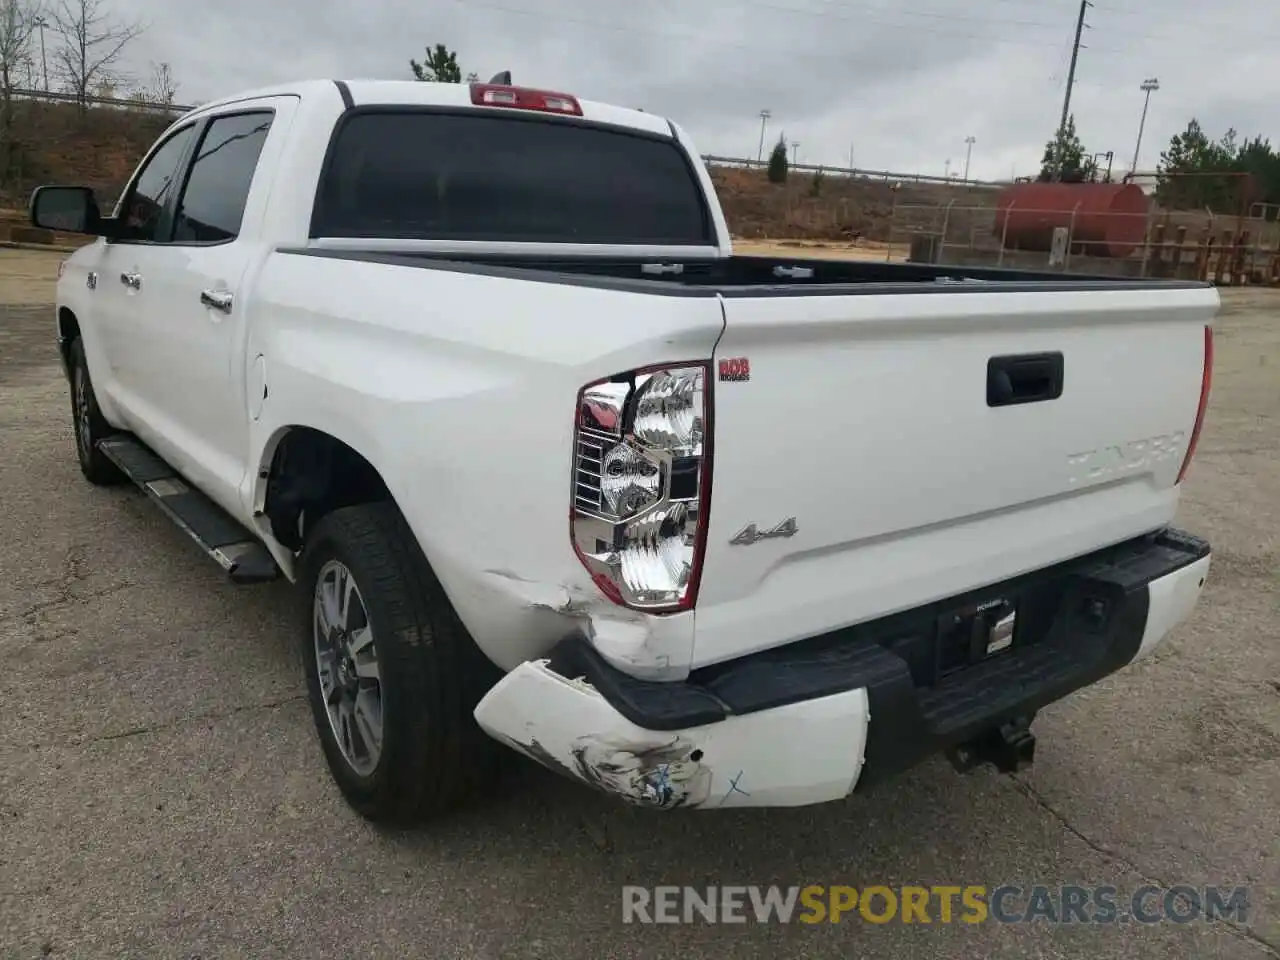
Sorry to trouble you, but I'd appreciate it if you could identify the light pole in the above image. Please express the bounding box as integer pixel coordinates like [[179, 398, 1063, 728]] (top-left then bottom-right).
[[756, 109, 771, 164], [1130, 77, 1159, 174], [944, 157, 951, 179], [790, 141, 799, 166], [33, 15, 49, 91], [963, 135, 976, 182]]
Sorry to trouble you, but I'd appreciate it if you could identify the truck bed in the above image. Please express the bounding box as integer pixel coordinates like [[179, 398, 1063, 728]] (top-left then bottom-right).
[[286, 247, 1210, 295]]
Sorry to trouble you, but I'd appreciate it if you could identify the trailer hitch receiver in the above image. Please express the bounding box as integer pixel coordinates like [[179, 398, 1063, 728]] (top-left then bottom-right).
[[947, 715, 1037, 775]]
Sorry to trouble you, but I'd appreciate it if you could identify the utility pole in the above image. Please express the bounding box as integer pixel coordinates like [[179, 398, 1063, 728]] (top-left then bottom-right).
[[1055, 0, 1092, 177], [963, 136, 976, 182], [944, 157, 951, 179], [756, 109, 771, 164], [790, 141, 799, 166], [1130, 77, 1159, 174], [34, 15, 49, 91]]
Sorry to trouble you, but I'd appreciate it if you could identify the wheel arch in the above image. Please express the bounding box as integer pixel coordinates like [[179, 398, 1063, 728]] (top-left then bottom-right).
[[57, 306, 81, 377], [257, 424, 395, 554]]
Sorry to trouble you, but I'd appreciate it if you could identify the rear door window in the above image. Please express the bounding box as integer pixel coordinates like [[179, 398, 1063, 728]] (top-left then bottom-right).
[[312, 111, 712, 245]]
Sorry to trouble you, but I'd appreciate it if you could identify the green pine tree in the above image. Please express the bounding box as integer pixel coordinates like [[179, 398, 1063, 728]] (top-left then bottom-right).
[[767, 134, 789, 184], [410, 44, 463, 83], [1038, 115, 1095, 183]]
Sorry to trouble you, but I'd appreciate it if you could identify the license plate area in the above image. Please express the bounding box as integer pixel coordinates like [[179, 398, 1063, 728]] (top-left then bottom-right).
[[934, 598, 1018, 679]]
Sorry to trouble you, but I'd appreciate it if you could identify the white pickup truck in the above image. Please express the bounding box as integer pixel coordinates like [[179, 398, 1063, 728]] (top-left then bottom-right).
[[31, 77, 1216, 822]]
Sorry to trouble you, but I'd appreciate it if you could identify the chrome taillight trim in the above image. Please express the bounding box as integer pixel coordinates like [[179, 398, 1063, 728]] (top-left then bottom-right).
[[570, 362, 712, 614]]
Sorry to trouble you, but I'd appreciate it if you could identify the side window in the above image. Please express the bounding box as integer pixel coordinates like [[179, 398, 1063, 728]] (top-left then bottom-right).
[[119, 125, 197, 242], [172, 112, 273, 244]]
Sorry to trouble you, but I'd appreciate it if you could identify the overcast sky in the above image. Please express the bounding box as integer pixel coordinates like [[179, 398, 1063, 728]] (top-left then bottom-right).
[[89, 0, 1280, 181]]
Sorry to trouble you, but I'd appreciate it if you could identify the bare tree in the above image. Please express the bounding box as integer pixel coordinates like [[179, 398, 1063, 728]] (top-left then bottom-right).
[[130, 58, 174, 105], [0, 0, 39, 178], [51, 0, 145, 111], [13, 48, 35, 88]]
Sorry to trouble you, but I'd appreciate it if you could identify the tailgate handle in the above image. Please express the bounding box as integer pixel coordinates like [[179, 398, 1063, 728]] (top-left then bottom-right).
[[987, 352, 1064, 407]]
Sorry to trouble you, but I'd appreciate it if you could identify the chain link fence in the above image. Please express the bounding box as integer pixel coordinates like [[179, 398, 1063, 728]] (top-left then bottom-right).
[[889, 199, 1280, 284]]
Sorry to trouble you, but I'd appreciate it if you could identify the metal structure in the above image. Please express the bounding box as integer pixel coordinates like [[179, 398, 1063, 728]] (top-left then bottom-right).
[[756, 110, 771, 163], [9, 85, 196, 115], [1048, 227, 1070, 266], [33, 16, 49, 91], [994, 182, 1150, 259], [702, 154, 1007, 189], [1249, 202, 1280, 223], [1091, 151, 1115, 183], [1130, 78, 1160, 174], [1055, 0, 1092, 176], [963, 136, 976, 183], [890, 198, 1280, 287]]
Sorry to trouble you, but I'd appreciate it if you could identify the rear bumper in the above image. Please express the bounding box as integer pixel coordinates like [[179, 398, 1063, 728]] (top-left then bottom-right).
[[474, 528, 1210, 809]]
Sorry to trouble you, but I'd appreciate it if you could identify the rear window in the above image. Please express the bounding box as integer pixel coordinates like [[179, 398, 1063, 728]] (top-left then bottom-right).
[[311, 111, 712, 245]]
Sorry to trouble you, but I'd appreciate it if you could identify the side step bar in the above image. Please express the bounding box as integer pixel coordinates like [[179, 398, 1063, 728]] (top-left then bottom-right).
[[97, 436, 281, 584]]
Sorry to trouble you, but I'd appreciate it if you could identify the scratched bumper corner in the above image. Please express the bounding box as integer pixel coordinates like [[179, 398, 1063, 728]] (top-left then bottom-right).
[[473, 659, 871, 810]]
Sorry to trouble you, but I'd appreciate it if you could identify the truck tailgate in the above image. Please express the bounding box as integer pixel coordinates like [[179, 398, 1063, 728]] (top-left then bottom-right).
[[693, 284, 1217, 669]]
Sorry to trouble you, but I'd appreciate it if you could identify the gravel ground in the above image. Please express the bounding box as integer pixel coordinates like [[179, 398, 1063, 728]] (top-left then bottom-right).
[[0, 248, 1276, 959]]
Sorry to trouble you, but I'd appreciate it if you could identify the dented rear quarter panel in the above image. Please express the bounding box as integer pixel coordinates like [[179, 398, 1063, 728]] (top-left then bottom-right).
[[244, 251, 726, 679]]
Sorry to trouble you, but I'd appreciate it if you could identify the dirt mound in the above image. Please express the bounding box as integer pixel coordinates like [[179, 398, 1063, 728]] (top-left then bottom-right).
[[710, 166, 999, 242], [1, 100, 172, 209]]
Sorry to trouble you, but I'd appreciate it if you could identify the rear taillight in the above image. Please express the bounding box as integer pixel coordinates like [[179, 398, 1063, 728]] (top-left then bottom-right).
[[470, 83, 583, 116], [571, 363, 712, 613], [1176, 324, 1214, 485]]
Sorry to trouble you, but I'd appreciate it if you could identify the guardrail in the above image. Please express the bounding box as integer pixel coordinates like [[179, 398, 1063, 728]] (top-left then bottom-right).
[[9, 86, 196, 115], [701, 154, 1008, 190]]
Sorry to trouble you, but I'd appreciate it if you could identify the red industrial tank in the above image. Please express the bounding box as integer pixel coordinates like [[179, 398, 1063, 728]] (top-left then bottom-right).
[[993, 182, 1150, 259]]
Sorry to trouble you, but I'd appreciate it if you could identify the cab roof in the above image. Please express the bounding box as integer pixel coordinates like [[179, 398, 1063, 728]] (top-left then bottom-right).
[[182, 78, 674, 139]]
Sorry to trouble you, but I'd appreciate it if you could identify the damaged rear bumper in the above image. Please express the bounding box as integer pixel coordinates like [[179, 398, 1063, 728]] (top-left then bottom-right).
[[474, 528, 1210, 810]]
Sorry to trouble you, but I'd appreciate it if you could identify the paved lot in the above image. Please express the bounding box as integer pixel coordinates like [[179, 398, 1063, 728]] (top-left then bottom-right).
[[0, 248, 1277, 959]]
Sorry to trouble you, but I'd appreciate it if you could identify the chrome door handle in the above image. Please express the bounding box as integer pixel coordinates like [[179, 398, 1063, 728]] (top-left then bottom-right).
[[200, 289, 234, 314], [119, 272, 142, 290]]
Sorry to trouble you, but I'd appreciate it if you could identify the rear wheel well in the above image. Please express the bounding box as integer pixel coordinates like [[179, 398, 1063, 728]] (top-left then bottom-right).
[[262, 428, 392, 552], [58, 307, 80, 368]]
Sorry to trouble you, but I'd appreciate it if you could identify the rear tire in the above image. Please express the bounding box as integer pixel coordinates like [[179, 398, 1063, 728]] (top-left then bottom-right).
[[68, 338, 124, 486], [299, 501, 504, 823]]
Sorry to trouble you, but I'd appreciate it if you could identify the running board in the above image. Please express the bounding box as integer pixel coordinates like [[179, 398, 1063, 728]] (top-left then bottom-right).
[[97, 436, 281, 584]]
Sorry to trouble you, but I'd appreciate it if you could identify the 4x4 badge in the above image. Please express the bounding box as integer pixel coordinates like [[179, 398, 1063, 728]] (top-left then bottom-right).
[[730, 517, 798, 546]]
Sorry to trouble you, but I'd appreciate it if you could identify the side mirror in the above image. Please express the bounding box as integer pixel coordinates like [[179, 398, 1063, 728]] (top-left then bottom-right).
[[29, 185, 110, 236]]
